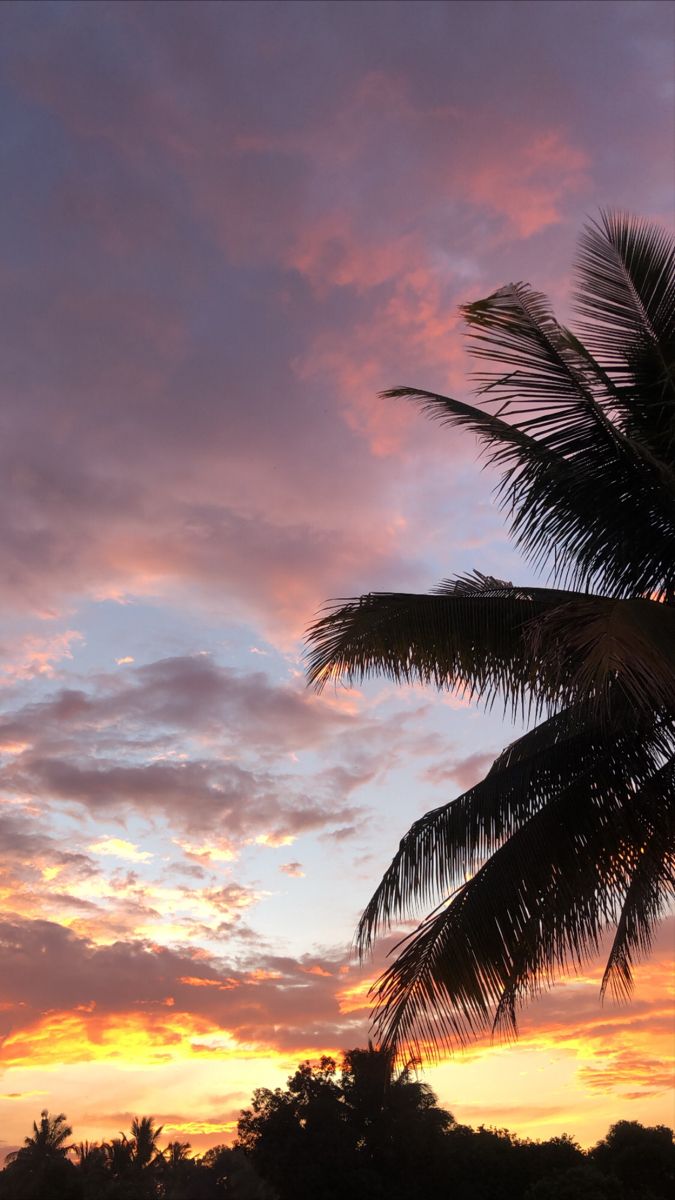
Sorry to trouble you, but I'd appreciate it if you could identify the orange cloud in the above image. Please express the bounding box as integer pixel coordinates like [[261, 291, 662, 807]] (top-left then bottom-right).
[[1, 1011, 214, 1070], [179, 976, 240, 992], [337, 978, 376, 1014]]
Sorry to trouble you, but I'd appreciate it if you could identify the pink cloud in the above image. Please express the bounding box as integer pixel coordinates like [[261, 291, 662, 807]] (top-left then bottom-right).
[[465, 130, 589, 238], [279, 862, 305, 878], [422, 749, 498, 790]]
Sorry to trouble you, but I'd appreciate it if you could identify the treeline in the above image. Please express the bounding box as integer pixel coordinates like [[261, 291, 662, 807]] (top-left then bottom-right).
[[0, 1048, 672, 1199]]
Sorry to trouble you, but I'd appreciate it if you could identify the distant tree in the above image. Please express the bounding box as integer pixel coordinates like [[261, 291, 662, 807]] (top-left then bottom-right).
[[129, 1115, 164, 1169], [157, 1140, 214, 1200], [73, 1141, 108, 1198], [341, 1044, 453, 1191], [161, 1140, 191, 1169], [442, 1123, 531, 1200], [590, 1120, 675, 1199], [236, 1055, 349, 1198], [201, 1146, 278, 1199], [6, 1111, 73, 1164], [103, 1135, 133, 1179], [0, 1098, 672, 1200], [525, 1164, 623, 1199], [519, 1134, 585, 1183]]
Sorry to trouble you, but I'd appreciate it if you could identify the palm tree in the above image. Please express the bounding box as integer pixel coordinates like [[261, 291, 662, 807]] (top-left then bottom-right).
[[5, 1110, 73, 1164], [306, 212, 675, 1056], [341, 1043, 453, 1156], [161, 1139, 191, 1169], [128, 1115, 163, 1168], [3, 1111, 79, 1200], [74, 1140, 108, 1194], [104, 1135, 134, 1177]]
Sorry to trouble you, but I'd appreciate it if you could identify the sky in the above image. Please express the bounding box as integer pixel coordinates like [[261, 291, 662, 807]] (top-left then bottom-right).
[[0, 0, 673, 1157]]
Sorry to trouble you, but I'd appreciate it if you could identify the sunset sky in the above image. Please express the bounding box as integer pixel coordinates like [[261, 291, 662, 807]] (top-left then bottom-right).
[[0, 0, 673, 1158]]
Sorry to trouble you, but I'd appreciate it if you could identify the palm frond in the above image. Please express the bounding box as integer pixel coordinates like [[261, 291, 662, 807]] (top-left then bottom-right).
[[357, 708, 672, 954], [600, 758, 675, 1001], [370, 750, 674, 1055], [528, 595, 675, 715], [306, 582, 587, 715], [574, 212, 675, 462], [307, 581, 673, 726], [463, 282, 617, 432], [305, 211, 675, 1061], [433, 571, 515, 597], [383, 384, 675, 598]]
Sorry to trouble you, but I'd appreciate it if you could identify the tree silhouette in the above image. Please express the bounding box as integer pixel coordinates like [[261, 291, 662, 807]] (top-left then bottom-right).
[[201, 1146, 279, 1198], [236, 1046, 456, 1199], [0, 1097, 671, 1199], [525, 1165, 622, 1199], [73, 1141, 108, 1195], [6, 1111, 73, 1164], [589, 1121, 675, 1199], [1, 1111, 79, 1199], [307, 211, 675, 1056], [128, 1115, 164, 1169], [103, 1135, 133, 1179]]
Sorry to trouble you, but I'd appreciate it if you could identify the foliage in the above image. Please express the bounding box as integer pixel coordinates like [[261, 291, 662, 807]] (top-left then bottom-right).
[[589, 1121, 675, 1199], [0, 1083, 672, 1200], [306, 211, 675, 1055]]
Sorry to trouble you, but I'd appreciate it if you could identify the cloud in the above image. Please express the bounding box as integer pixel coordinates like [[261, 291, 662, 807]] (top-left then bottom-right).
[[0, 917, 368, 1060], [6, 0, 664, 638], [89, 837, 153, 863], [422, 749, 498, 790], [0, 654, 354, 755], [578, 1049, 674, 1100], [0, 654, 439, 848], [0, 808, 98, 922], [279, 862, 305, 878], [0, 630, 84, 685]]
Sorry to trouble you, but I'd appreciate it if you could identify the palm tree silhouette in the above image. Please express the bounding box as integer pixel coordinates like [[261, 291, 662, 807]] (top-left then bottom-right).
[[161, 1139, 191, 1168], [307, 212, 675, 1056], [104, 1134, 134, 1177], [128, 1114, 164, 1169], [6, 1110, 73, 1165]]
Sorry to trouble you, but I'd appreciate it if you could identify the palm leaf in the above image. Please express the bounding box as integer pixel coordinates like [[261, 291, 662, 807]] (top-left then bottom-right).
[[573, 212, 675, 458], [370, 745, 674, 1054], [305, 211, 675, 1060], [306, 577, 601, 714], [384, 383, 675, 598], [307, 579, 674, 722], [357, 706, 672, 953], [528, 595, 675, 715], [600, 757, 675, 1001]]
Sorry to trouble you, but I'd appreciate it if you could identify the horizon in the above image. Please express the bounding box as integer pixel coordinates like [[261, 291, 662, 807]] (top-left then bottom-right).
[[0, 0, 673, 1163]]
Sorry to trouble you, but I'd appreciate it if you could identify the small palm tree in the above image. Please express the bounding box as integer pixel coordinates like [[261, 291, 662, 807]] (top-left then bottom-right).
[[128, 1114, 164, 1168], [161, 1139, 191, 1167], [104, 1135, 134, 1177], [74, 1139, 105, 1165], [307, 212, 675, 1056], [6, 1110, 73, 1164]]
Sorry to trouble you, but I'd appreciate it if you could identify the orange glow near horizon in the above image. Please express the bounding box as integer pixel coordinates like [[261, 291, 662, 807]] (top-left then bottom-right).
[[0, 942, 671, 1151]]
